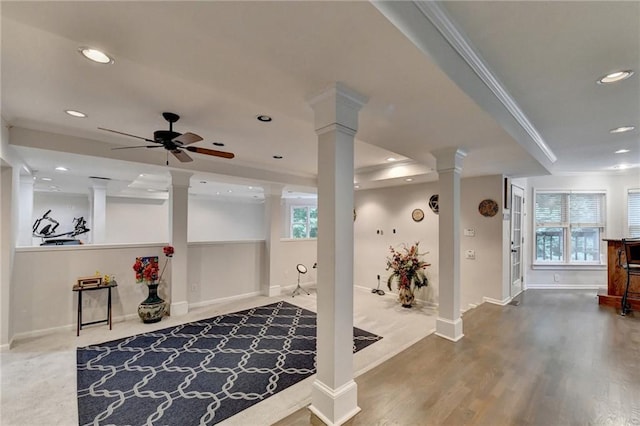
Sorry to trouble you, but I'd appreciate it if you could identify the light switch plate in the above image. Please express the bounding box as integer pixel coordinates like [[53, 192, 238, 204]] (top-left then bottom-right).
[[464, 228, 475, 237], [465, 249, 476, 260]]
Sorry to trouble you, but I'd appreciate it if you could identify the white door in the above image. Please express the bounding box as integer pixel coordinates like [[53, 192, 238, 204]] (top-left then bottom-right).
[[510, 185, 525, 297]]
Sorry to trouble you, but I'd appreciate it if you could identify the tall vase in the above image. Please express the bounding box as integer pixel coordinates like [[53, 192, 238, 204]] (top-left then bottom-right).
[[398, 286, 415, 308], [138, 282, 166, 323]]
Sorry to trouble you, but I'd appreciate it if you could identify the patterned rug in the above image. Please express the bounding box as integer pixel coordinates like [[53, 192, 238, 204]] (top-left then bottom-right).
[[77, 300, 382, 425]]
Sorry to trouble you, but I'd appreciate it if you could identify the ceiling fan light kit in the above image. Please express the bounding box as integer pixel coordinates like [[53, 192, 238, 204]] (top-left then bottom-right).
[[99, 112, 234, 164]]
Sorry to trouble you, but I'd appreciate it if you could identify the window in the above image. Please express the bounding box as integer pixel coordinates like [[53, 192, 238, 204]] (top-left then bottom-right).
[[291, 206, 317, 239], [534, 191, 605, 264], [629, 189, 640, 237]]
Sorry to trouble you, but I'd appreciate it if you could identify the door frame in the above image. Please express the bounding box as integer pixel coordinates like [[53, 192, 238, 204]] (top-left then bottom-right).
[[510, 185, 525, 298]]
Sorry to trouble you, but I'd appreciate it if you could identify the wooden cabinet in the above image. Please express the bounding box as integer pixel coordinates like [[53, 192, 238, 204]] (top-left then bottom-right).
[[598, 239, 640, 310]]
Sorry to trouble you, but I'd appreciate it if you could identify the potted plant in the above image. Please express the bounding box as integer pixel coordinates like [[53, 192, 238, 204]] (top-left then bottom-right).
[[133, 245, 173, 323], [386, 242, 430, 308]]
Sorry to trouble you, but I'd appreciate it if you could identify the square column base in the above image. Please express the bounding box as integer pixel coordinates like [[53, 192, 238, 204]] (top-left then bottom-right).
[[170, 301, 189, 317], [435, 317, 464, 342], [309, 379, 360, 426]]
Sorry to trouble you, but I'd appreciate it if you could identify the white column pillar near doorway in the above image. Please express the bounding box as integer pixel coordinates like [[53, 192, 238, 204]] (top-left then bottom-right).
[[89, 178, 107, 244], [433, 148, 466, 342], [264, 184, 283, 297], [18, 178, 34, 246], [168, 170, 192, 317], [308, 82, 367, 426]]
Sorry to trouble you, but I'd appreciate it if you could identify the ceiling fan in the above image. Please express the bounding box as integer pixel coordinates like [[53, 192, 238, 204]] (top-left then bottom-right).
[[99, 112, 234, 164]]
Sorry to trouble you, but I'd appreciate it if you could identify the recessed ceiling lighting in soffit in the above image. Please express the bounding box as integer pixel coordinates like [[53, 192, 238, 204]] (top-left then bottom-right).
[[610, 126, 635, 134], [65, 110, 87, 118], [257, 115, 272, 122], [78, 47, 114, 64], [597, 70, 634, 84]]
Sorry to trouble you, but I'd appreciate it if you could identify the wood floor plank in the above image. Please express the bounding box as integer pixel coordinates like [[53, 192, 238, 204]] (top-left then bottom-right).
[[273, 290, 640, 426]]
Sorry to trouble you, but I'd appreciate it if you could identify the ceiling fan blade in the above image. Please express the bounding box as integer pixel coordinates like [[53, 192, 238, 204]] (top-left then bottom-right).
[[111, 145, 163, 150], [171, 149, 193, 162], [173, 132, 203, 146], [185, 146, 235, 159], [98, 127, 157, 143]]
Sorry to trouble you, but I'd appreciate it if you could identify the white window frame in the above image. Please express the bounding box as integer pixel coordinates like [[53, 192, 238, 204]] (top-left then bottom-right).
[[290, 205, 317, 239], [628, 188, 640, 238], [533, 189, 606, 266]]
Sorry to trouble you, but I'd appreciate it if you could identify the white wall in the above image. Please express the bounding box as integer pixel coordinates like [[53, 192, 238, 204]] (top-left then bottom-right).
[[11, 241, 270, 338], [188, 197, 264, 241], [278, 239, 318, 289], [106, 196, 168, 244], [524, 172, 639, 288], [354, 175, 507, 310]]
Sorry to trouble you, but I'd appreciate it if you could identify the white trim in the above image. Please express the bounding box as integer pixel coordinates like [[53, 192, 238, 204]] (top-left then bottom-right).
[[170, 301, 189, 316], [435, 317, 464, 342], [309, 379, 361, 426], [484, 296, 513, 306], [353, 284, 438, 308], [413, 0, 556, 163], [526, 284, 605, 290], [189, 291, 262, 310]]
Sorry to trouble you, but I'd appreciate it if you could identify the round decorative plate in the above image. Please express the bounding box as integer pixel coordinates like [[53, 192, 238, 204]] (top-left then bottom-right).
[[412, 208, 424, 222], [428, 195, 439, 214], [478, 199, 499, 217]]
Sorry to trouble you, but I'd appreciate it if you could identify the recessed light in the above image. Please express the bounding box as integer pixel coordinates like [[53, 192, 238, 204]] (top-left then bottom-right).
[[597, 70, 634, 84], [615, 149, 631, 154], [613, 164, 632, 170], [354, 185, 360, 189], [65, 109, 87, 118], [248, 186, 253, 190], [78, 47, 114, 64], [257, 115, 272, 122], [273, 155, 283, 159], [55, 166, 68, 172], [216, 192, 220, 195], [386, 157, 397, 162], [405, 178, 413, 182], [228, 190, 233, 193], [41, 177, 52, 181], [212, 142, 225, 147], [610, 126, 635, 134]]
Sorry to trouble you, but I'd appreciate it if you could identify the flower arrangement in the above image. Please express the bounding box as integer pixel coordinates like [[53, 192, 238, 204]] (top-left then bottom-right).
[[132, 246, 173, 285], [133, 256, 159, 284], [386, 242, 430, 307]]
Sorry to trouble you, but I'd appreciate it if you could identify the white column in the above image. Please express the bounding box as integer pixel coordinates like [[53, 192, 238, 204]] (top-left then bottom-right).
[[18, 177, 34, 246], [264, 184, 283, 297], [89, 178, 107, 244], [0, 166, 15, 349], [168, 170, 192, 317], [308, 82, 367, 426], [433, 148, 466, 342]]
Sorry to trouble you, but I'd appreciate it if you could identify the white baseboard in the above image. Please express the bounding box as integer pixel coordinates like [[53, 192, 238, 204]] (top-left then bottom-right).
[[483, 296, 513, 306], [355, 284, 438, 308], [189, 291, 262, 310], [526, 284, 605, 290]]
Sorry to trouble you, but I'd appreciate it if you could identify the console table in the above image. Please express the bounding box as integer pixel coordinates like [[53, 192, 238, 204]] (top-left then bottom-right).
[[72, 282, 117, 336], [598, 240, 640, 310]]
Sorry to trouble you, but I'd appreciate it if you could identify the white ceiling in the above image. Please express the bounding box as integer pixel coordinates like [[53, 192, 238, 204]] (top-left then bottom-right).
[[2, 1, 638, 199]]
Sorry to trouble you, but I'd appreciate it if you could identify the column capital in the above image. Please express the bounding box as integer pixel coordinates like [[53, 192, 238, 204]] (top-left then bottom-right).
[[263, 184, 284, 197], [432, 147, 467, 174], [307, 82, 368, 134], [90, 178, 108, 189], [169, 170, 193, 187]]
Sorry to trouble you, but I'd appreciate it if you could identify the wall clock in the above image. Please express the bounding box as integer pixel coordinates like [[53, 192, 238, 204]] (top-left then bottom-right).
[[478, 199, 499, 217], [412, 208, 425, 222]]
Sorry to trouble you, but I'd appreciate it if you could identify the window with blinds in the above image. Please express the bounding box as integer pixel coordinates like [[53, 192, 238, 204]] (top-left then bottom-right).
[[534, 190, 606, 264], [629, 189, 640, 238]]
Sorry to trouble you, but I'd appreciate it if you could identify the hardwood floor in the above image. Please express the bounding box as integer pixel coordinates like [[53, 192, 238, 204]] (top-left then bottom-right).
[[274, 290, 640, 425]]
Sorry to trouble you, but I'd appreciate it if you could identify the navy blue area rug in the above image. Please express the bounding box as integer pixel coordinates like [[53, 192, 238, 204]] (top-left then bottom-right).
[[77, 300, 381, 425]]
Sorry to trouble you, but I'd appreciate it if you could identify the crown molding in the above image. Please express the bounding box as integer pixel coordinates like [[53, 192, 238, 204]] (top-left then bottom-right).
[[412, 1, 557, 164]]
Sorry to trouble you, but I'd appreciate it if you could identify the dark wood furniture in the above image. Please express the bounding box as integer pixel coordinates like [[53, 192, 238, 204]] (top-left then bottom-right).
[[598, 239, 640, 311], [72, 282, 117, 336]]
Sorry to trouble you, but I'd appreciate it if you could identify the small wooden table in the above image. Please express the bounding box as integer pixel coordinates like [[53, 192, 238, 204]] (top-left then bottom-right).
[[72, 282, 117, 336]]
